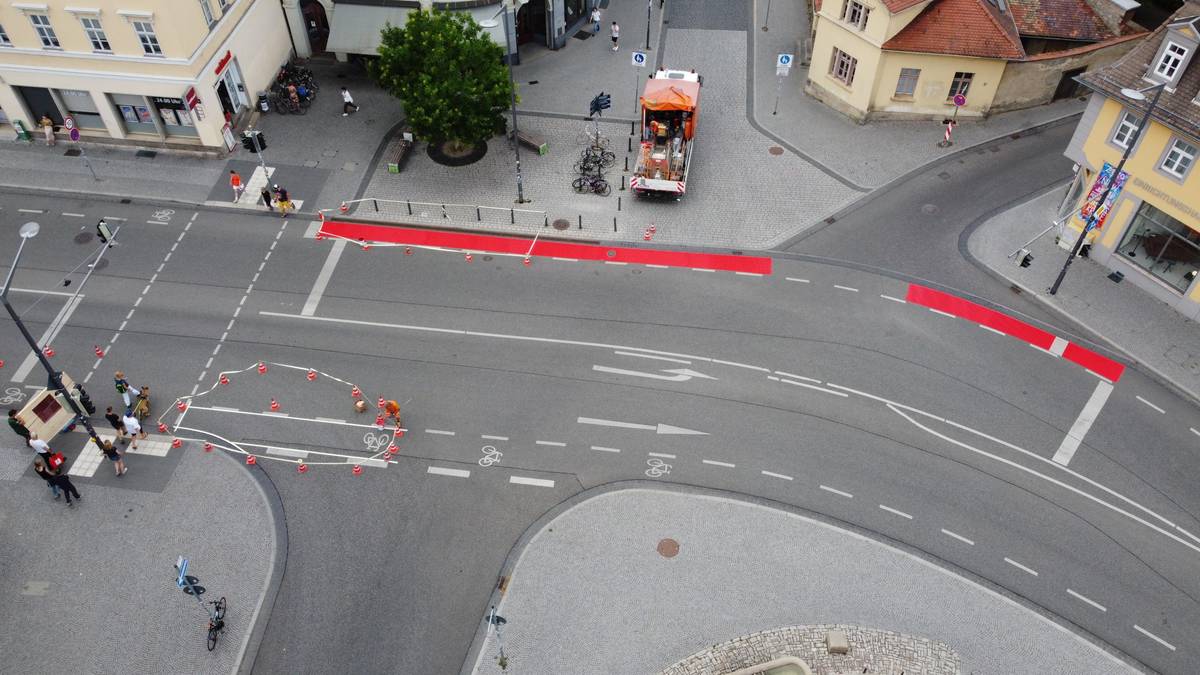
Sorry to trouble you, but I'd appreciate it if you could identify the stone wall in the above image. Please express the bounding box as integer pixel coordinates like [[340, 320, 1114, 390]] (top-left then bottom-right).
[[992, 36, 1145, 114]]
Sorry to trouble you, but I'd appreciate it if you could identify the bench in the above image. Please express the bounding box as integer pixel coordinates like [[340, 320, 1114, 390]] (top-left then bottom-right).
[[509, 128, 548, 156], [387, 128, 415, 173]]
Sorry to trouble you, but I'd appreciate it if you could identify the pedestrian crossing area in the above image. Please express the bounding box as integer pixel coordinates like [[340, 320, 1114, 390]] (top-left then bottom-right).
[[234, 166, 304, 210], [68, 433, 172, 477]]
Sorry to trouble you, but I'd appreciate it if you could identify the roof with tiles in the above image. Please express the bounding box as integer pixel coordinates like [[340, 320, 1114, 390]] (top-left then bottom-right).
[[1006, 0, 1116, 41], [882, 0, 1025, 60], [1079, 2, 1200, 136]]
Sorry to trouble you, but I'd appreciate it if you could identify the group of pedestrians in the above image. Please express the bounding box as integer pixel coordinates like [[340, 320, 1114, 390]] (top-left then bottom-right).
[[228, 170, 294, 218], [7, 369, 157, 509]]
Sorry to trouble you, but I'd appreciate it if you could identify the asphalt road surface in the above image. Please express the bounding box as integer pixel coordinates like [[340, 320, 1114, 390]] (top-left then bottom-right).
[[1, 144, 1197, 675]]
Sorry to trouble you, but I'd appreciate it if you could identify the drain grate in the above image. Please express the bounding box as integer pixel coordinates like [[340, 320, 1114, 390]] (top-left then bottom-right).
[[63, 148, 81, 157], [135, 150, 157, 159], [552, 218, 570, 230], [120, 198, 132, 204]]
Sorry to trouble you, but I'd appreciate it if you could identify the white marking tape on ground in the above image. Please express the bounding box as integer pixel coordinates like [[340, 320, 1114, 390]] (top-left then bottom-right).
[[774, 370, 821, 384], [1133, 625, 1176, 651], [1191, 427, 1200, 438], [1136, 396, 1165, 414], [61, 212, 85, 217], [1003, 557, 1039, 577], [761, 470, 793, 480], [302, 238, 347, 317], [427, 466, 471, 478], [1049, 336, 1069, 357], [879, 504, 913, 519], [941, 529, 975, 546], [509, 475, 555, 487], [1052, 380, 1113, 466], [1066, 589, 1107, 612], [819, 485, 853, 498]]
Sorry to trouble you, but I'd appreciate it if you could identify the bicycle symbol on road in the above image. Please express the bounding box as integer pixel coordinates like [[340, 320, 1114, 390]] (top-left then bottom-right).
[[645, 458, 672, 478], [151, 209, 175, 222], [479, 445, 502, 468], [0, 387, 26, 405], [363, 431, 390, 455]]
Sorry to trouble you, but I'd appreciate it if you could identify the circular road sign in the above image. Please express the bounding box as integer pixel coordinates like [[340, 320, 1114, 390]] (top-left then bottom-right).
[[69, 128, 80, 142], [64, 115, 75, 130], [952, 94, 967, 107], [632, 51, 647, 67]]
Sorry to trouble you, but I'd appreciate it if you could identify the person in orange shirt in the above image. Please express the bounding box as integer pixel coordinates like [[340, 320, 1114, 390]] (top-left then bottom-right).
[[229, 170, 243, 202], [383, 399, 401, 427]]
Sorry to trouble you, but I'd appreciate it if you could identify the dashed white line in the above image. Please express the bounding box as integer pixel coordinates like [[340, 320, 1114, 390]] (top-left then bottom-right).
[[18, 208, 44, 214], [551, 257, 579, 262], [614, 350, 692, 365], [979, 324, 1006, 336], [879, 504, 913, 519], [141, 284, 151, 295], [1136, 396, 1165, 414], [941, 529, 975, 546], [61, 212, 85, 217], [761, 470, 793, 480], [785, 277, 810, 283], [647, 452, 676, 459], [1066, 589, 1107, 612], [691, 268, 716, 273], [590, 445, 621, 453], [1003, 557, 1039, 577], [535, 440, 566, 447], [425, 429, 456, 436], [711, 359, 770, 372], [879, 294, 906, 304], [604, 261, 628, 266], [819, 485, 853, 498], [702, 459, 736, 468], [509, 475, 555, 488], [928, 308, 956, 318], [1190, 427, 1200, 438], [1029, 343, 1056, 357], [779, 378, 850, 397], [833, 285, 859, 292], [1133, 625, 1176, 651], [427, 466, 471, 478], [773, 370, 821, 384], [481, 435, 508, 441], [734, 272, 763, 277], [645, 264, 669, 269]]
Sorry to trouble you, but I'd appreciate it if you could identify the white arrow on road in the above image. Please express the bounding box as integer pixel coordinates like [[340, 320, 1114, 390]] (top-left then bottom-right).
[[592, 365, 719, 382], [577, 417, 708, 436]]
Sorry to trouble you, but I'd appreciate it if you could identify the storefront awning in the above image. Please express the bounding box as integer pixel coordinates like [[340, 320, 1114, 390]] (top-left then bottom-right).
[[326, 4, 413, 55]]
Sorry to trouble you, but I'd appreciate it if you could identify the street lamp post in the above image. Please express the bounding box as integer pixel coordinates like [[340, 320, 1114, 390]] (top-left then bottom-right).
[[646, 0, 652, 50], [1048, 83, 1165, 295], [499, 5, 528, 204], [1, 222, 104, 447]]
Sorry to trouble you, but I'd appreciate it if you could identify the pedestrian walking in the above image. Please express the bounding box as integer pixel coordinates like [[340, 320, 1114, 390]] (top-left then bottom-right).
[[611, 21, 620, 51], [274, 185, 293, 218], [39, 115, 55, 146], [260, 186, 274, 211], [229, 170, 244, 202], [104, 406, 127, 443], [591, 7, 601, 33], [33, 457, 60, 500], [341, 87, 360, 116], [114, 371, 134, 407], [29, 433, 53, 465], [122, 408, 147, 449], [8, 409, 31, 447], [49, 468, 80, 508], [98, 438, 127, 477]]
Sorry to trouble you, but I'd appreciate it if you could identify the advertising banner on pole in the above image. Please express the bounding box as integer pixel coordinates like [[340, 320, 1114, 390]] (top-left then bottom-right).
[[1079, 161, 1128, 231]]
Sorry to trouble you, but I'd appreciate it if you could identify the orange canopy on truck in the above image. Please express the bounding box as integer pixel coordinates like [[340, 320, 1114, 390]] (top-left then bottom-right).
[[640, 78, 699, 112]]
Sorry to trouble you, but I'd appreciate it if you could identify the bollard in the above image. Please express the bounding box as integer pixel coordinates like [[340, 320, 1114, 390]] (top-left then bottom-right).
[[578, 214, 582, 230], [630, 121, 635, 135], [373, 199, 379, 212], [620, 175, 626, 191], [476, 206, 481, 222], [618, 196, 622, 211], [510, 208, 515, 224], [627, 137, 632, 153], [406, 200, 412, 216], [624, 155, 629, 172], [441, 204, 448, 219], [544, 215, 549, 228], [613, 217, 617, 232]]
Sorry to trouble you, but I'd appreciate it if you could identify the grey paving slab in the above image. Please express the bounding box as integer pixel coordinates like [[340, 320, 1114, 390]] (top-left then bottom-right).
[[967, 187, 1200, 403], [471, 488, 1137, 675]]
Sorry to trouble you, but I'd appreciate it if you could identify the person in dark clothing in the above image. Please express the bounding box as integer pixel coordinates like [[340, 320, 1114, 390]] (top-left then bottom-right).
[[8, 409, 31, 447], [33, 457, 60, 500], [260, 186, 274, 212], [48, 468, 80, 507], [104, 406, 126, 443]]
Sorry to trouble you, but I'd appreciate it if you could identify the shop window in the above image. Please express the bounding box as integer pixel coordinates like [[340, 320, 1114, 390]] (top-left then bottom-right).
[[564, 0, 585, 26], [29, 14, 60, 48], [0, 24, 11, 46], [894, 68, 920, 98], [1116, 202, 1200, 293], [947, 72, 973, 101], [57, 89, 105, 130], [80, 18, 111, 52], [1160, 138, 1197, 179], [133, 21, 162, 56], [830, 48, 857, 86], [110, 93, 158, 135], [151, 96, 198, 137], [1110, 111, 1139, 149]]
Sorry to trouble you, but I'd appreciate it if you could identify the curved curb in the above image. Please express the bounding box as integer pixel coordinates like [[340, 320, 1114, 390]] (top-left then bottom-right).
[[456, 481, 1145, 675]]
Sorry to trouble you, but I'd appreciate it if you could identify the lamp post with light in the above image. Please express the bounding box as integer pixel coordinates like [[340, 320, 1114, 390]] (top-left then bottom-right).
[[481, 2, 528, 204]]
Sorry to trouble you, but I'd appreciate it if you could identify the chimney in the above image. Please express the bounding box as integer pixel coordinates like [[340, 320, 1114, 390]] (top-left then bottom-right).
[[1084, 0, 1140, 35]]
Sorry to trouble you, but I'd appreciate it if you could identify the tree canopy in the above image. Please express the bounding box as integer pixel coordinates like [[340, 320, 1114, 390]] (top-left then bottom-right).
[[372, 10, 514, 149]]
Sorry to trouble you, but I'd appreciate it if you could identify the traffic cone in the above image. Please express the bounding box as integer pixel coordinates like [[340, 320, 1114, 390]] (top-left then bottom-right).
[[306, 369, 317, 381], [649, 223, 657, 234], [339, 201, 349, 213], [377, 396, 385, 409], [352, 465, 363, 476], [42, 346, 54, 358], [157, 422, 168, 433], [523, 257, 531, 266], [171, 438, 183, 449], [351, 386, 361, 398], [387, 443, 398, 454], [374, 413, 385, 428], [176, 400, 188, 412], [643, 230, 652, 241], [405, 246, 413, 255], [396, 428, 405, 438], [203, 442, 213, 452], [270, 398, 280, 412], [257, 362, 268, 375], [297, 463, 309, 474], [464, 253, 473, 262], [246, 455, 257, 465], [0, 359, 5, 368], [219, 374, 230, 385], [94, 345, 104, 358]]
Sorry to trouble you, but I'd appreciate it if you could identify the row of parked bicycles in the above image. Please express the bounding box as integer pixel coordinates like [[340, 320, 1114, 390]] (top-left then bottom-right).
[[265, 62, 320, 115], [571, 129, 616, 196]]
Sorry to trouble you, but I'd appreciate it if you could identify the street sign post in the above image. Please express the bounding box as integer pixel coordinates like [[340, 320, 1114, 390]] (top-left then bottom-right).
[[939, 94, 967, 147], [631, 50, 647, 113], [588, 92, 611, 145], [65, 118, 98, 181], [773, 54, 794, 116]]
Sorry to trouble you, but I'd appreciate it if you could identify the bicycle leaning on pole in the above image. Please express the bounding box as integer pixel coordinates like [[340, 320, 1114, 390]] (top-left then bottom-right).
[[174, 556, 228, 651]]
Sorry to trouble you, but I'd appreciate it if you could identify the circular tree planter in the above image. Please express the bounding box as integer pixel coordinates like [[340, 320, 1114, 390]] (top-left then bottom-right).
[[427, 140, 488, 167]]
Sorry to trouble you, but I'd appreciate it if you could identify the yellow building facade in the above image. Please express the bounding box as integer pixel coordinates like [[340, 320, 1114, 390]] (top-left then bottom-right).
[[1063, 7, 1200, 318], [0, 0, 293, 150]]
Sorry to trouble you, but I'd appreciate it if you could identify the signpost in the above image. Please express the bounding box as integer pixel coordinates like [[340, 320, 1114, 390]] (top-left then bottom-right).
[[773, 53, 793, 116], [938, 94, 967, 147], [63, 116, 98, 181], [631, 50, 648, 113]]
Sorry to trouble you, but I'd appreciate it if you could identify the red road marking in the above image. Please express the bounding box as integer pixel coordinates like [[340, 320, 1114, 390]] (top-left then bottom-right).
[[905, 284, 1124, 382], [318, 220, 772, 275]]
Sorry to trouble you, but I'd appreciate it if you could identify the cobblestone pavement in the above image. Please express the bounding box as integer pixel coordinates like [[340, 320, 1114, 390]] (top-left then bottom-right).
[[661, 624, 960, 675], [968, 187, 1200, 403], [469, 488, 1135, 675], [0, 438, 275, 674]]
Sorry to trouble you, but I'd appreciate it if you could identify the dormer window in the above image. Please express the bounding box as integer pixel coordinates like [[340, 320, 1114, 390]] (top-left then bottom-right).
[[1155, 42, 1188, 79]]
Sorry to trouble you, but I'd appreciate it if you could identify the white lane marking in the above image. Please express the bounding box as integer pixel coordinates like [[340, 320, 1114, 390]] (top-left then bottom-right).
[[10, 295, 84, 383], [711, 359, 770, 372], [577, 416, 707, 435], [425, 429, 456, 436], [1133, 625, 1176, 651], [1004, 557, 1039, 577], [551, 257, 579, 262], [427, 466, 471, 478], [735, 272, 763, 277], [785, 277, 810, 283], [604, 261, 627, 266], [702, 459, 736, 468], [1136, 396, 1165, 414], [62, 212, 85, 217], [645, 264, 669, 269], [819, 485, 853, 498], [779, 378, 850, 397], [590, 445, 621, 453], [1049, 336, 1069, 357], [691, 268, 716, 273], [761, 470, 793, 480], [1177, 525, 1200, 546], [1067, 589, 1107, 612], [1191, 427, 1200, 438], [481, 435, 508, 441], [510, 475, 555, 487], [18, 208, 44, 214], [302, 238, 347, 317], [102, 216, 126, 222], [774, 370, 821, 383], [262, 411, 289, 418], [879, 504, 913, 519], [315, 417, 345, 424], [833, 285, 859, 292], [593, 365, 717, 382], [9, 287, 78, 297], [929, 308, 956, 318], [614, 350, 692, 365], [1052, 380, 1114, 466], [354, 458, 389, 469], [979, 324, 1006, 336], [880, 294, 906, 304], [941, 529, 975, 546], [265, 446, 309, 459], [535, 440, 566, 447], [647, 452, 676, 459], [894, 406, 1200, 555], [1029, 343, 1056, 357]]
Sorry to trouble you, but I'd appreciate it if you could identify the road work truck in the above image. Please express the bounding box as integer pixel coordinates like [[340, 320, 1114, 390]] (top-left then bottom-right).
[[631, 68, 701, 199]]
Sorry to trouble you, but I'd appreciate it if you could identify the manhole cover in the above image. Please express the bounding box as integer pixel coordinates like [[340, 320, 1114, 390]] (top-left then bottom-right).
[[657, 538, 679, 558], [937, 171, 952, 180], [921, 204, 939, 214], [552, 218, 570, 230], [768, 146, 784, 156]]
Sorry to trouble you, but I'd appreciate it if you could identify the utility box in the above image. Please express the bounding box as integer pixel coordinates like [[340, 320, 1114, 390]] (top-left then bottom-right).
[[18, 372, 80, 442], [825, 629, 849, 655]]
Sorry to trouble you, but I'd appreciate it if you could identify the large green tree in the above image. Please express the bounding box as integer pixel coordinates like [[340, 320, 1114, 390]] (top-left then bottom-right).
[[372, 10, 514, 152]]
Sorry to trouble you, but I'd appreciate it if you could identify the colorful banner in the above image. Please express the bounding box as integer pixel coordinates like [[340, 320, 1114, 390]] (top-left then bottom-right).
[[1079, 162, 1128, 231]]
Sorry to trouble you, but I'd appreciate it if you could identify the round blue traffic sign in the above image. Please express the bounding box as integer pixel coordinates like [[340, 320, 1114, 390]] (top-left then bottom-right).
[[69, 128, 80, 142]]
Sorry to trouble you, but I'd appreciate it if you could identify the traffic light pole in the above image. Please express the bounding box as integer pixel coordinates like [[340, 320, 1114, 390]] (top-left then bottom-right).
[[247, 129, 268, 173], [501, 6, 527, 204]]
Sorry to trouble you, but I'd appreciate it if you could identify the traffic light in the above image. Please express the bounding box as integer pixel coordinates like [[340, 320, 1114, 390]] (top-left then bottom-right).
[[254, 131, 267, 151], [73, 384, 96, 415], [589, 92, 612, 116], [241, 131, 266, 152], [241, 134, 256, 152]]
